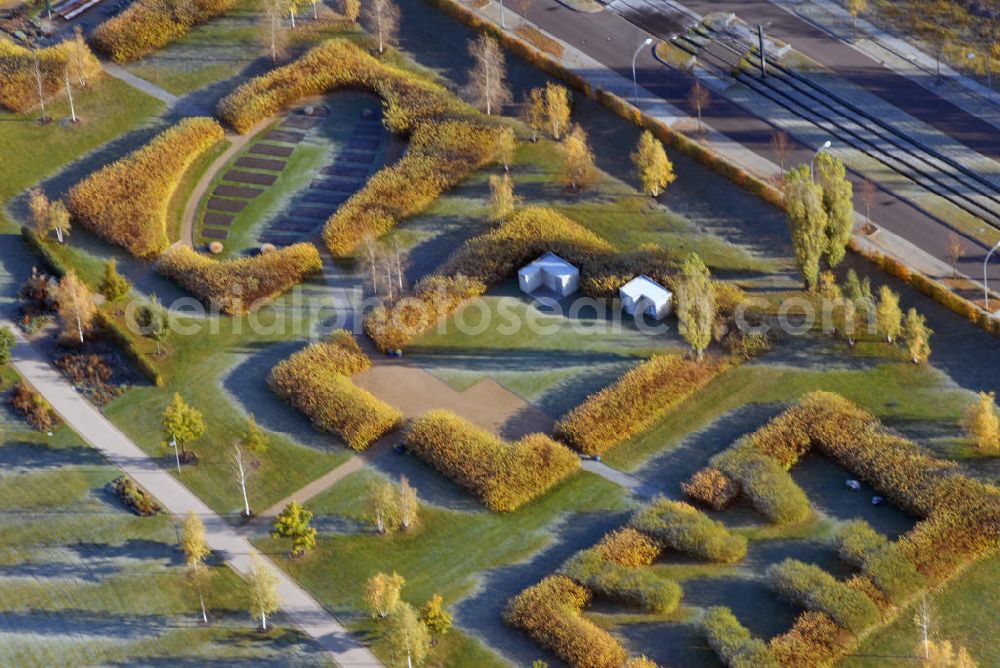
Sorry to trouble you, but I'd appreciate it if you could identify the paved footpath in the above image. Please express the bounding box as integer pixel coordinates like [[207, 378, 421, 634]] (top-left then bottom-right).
[[4, 324, 382, 668]]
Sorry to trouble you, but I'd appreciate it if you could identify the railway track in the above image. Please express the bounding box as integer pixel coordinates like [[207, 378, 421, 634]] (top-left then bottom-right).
[[607, 0, 1000, 232]]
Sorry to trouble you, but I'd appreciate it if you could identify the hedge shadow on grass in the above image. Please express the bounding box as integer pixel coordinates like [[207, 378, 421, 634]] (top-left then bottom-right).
[[616, 620, 724, 668], [790, 455, 916, 539], [679, 575, 799, 641], [452, 509, 630, 667], [633, 402, 786, 499], [365, 450, 484, 514]]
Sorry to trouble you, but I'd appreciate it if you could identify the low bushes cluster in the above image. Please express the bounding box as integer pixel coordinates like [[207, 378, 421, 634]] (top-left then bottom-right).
[[91, 0, 237, 62], [95, 311, 165, 386], [630, 498, 747, 563], [363, 274, 486, 352], [405, 410, 579, 511], [55, 353, 124, 405], [701, 606, 780, 668], [708, 439, 812, 524], [155, 243, 322, 314], [769, 611, 846, 668], [0, 36, 101, 112], [766, 559, 881, 636], [593, 527, 663, 567], [556, 354, 729, 456], [216, 39, 503, 256], [67, 118, 224, 257], [9, 380, 60, 431], [503, 575, 628, 668], [269, 332, 401, 450], [681, 466, 740, 509], [109, 475, 164, 516], [562, 549, 681, 614]]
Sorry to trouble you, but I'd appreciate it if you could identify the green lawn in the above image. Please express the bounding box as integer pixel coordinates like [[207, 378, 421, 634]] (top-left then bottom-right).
[[0, 368, 330, 666], [255, 468, 630, 666], [0, 74, 163, 226]]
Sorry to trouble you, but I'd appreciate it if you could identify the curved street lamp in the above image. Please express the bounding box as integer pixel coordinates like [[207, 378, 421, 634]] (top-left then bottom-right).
[[632, 37, 654, 106], [985, 240, 1000, 314], [810, 140, 832, 182]]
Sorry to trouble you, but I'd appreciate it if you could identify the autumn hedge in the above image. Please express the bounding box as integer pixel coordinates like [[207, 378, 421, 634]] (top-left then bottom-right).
[[91, 0, 237, 62], [556, 354, 730, 456], [404, 409, 579, 511], [767, 559, 881, 635], [504, 576, 628, 668], [630, 498, 747, 563], [268, 332, 401, 450], [0, 36, 100, 112], [216, 39, 503, 256], [708, 439, 812, 524], [562, 549, 681, 614], [701, 606, 781, 668], [156, 243, 322, 314], [67, 118, 225, 257]]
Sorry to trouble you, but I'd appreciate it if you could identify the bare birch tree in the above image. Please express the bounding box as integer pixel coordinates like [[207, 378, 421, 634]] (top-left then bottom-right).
[[362, 0, 400, 55], [64, 67, 76, 124], [260, 0, 289, 62], [231, 443, 252, 517], [32, 47, 47, 122], [464, 34, 512, 116], [363, 234, 380, 295]]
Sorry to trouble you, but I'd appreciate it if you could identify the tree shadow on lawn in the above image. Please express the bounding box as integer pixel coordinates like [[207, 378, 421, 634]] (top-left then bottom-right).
[[452, 509, 630, 668], [0, 441, 105, 470], [0, 609, 173, 639], [398, 211, 493, 285], [69, 539, 183, 567], [751, 332, 891, 373]]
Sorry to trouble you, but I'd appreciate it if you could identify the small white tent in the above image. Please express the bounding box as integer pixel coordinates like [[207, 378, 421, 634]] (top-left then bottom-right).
[[620, 275, 672, 320], [518, 252, 579, 297]]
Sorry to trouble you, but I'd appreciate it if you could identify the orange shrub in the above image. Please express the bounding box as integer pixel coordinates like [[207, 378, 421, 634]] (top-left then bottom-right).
[[405, 409, 579, 511], [681, 466, 739, 510], [769, 611, 847, 668], [155, 243, 322, 313], [504, 575, 628, 668], [0, 36, 100, 112], [269, 333, 402, 450], [91, 0, 237, 62], [556, 354, 730, 456], [593, 528, 663, 567], [67, 118, 224, 257]]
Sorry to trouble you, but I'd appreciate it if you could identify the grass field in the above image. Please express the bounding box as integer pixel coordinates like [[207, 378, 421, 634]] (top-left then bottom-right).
[[0, 368, 329, 666]]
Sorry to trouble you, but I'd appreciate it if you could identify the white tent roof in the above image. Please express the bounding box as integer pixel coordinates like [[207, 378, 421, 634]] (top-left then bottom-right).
[[525, 252, 577, 278], [620, 275, 672, 303]]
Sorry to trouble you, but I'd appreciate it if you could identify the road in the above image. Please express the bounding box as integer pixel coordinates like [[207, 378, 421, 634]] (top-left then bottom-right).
[[507, 0, 1000, 283], [678, 0, 1000, 160], [4, 324, 383, 668]]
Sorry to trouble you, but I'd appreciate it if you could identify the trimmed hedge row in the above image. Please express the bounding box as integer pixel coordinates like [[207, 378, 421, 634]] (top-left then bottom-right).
[[709, 439, 812, 524], [769, 611, 845, 668], [216, 39, 502, 256], [0, 36, 101, 112], [91, 0, 237, 62], [269, 332, 401, 450], [364, 274, 486, 353], [504, 575, 628, 668], [834, 520, 925, 604], [67, 118, 225, 258], [405, 409, 579, 511], [593, 527, 663, 567], [562, 549, 681, 614], [556, 354, 730, 456], [766, 559, 881, 636], [155, 243, 322, 314], [630, 498, 747, 563], [681, 466, 740, 510], [701, 606, 781, 668]]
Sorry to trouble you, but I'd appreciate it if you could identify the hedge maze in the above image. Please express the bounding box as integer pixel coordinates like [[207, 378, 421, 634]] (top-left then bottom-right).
[[503, 391, 1000, 667]]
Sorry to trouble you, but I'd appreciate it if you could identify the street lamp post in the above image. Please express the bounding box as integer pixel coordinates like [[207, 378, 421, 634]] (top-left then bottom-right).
[[169, 436, 181, 474], [810, 140, 832, 182], [985, 240, 1000, 315], [969, 51, 993, 102], [499, 0, 506, 29], [632, 37, 654, 107]]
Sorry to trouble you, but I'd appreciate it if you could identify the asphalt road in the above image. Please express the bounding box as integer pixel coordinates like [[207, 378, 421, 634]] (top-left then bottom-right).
[[512, 0, 1000, 283]]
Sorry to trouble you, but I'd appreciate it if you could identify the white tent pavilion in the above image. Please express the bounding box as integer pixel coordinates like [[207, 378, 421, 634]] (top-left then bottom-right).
[[620, 275, 672, 320], [518, 252, 580, 297]]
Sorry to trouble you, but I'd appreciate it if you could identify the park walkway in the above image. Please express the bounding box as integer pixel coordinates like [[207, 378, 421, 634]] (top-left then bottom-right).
[[3, 322, 383, 668]]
